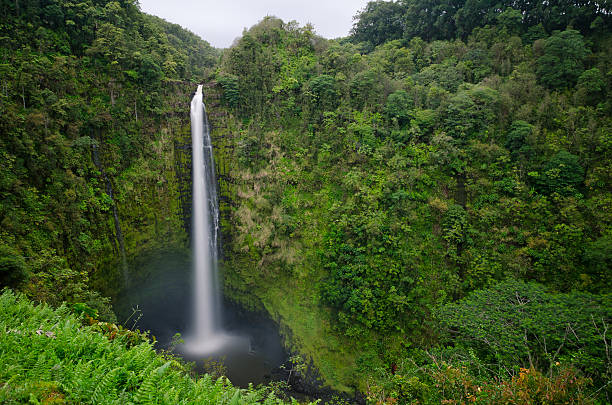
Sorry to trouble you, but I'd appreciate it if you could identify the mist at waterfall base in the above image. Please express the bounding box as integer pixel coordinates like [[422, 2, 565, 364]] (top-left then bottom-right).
[[115, 254, 287, 387], [115, 86, 287, 387]]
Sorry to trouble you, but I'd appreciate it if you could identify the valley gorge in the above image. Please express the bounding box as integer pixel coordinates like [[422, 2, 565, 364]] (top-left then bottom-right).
[[1, 1, 611, 404]]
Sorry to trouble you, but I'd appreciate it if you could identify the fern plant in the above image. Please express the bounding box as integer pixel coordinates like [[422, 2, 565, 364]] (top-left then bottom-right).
[[0, 291, 315, 404]]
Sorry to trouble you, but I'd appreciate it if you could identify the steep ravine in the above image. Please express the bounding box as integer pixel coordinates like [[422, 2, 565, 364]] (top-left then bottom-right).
[[108, 83, 359, 401]]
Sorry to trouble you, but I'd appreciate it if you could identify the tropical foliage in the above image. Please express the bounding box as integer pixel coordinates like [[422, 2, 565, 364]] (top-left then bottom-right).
[[0, 290, 303, 404], [1, 0, 611, 403], [212, 4, 612, 401]]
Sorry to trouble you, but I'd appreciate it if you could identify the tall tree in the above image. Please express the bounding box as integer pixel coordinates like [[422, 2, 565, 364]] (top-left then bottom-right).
[[351, 1, 406, 52], [536, 29, 588, 89]]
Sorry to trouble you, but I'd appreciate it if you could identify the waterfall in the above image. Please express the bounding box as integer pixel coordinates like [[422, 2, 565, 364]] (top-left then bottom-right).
[[188, 84, 222, 349], [181, 86, 270, 370]]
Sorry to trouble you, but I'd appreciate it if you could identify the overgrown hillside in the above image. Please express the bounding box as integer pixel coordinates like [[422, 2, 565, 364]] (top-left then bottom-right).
[[0, 0, 218, 313], [211, 4, 612, 401]]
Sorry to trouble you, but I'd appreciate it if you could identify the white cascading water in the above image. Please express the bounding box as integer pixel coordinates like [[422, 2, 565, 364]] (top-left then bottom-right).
[[181, 87, 276, 378], [185, 84, 223, 352]]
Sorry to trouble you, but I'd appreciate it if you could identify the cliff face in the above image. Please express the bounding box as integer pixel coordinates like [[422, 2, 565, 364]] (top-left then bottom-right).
[[198, 83, 357, 391], [93, 83, 194, 294]]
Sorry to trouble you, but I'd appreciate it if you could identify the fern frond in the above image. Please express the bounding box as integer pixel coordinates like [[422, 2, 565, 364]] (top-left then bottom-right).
[[91, 367, 121, 404], [133, 370, 157, 404], [29, 352, 51, 381]]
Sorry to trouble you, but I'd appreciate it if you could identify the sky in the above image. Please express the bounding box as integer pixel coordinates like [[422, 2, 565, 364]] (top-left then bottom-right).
[[138, 0, 371, 48]]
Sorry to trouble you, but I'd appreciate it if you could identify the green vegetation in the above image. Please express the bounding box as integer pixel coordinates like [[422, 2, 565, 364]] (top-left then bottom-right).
[[0, 290, 299, 404], [1, 0, 611, 403], [350, 0, 611, 50], [0, 0, 218, 308], [210, 3, 612, 402]]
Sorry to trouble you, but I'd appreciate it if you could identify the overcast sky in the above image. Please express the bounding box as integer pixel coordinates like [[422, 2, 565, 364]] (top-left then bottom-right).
[[138, 0, 370, 48]]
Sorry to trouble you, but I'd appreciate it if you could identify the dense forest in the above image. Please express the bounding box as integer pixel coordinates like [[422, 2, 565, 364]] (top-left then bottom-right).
[[1, 0, 611, 404], [213, 1, 612, 402]]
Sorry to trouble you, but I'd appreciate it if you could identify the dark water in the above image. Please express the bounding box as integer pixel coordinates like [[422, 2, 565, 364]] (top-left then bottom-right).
[[115, 251, 287, 387]]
